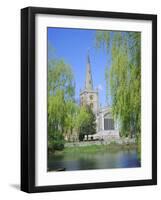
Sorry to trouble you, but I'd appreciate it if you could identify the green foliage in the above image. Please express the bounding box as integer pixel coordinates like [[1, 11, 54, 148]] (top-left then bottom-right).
[[95, 31, 141, 139], [55, 143, 137, 155], [48, 130, 64, 153], [86, 106, 96, 135], [48, 59, 75, 101], [76, 106, 88, 125], [78, 106, 96, 141], [105, 64, 110, 105], [48, 90, 66, 133], [95, 31, 110, 51], [48, 52, 76, 151], [65, 101, 79, 140], [77, 106, 90, 141]]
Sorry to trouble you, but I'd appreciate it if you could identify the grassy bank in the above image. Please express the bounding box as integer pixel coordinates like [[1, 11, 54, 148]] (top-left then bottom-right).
[[52, 143, 138, 156]]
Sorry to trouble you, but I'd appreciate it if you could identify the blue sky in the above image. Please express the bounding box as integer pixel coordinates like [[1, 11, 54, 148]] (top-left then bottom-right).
[[48, 27, 111, 107]]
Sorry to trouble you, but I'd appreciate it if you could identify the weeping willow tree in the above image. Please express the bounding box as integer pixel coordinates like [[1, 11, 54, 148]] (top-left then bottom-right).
[[48, 56, 76, 152], [96, 31, 141, 157]]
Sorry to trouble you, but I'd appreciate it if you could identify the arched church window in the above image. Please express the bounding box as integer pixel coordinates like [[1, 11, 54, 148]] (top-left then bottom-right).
[[104, 112, 114, 130], [104, 118, 114, 130], [104, 112, 112, 119]]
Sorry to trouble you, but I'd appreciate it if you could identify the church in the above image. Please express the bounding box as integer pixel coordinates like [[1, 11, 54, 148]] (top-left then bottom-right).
[[80, 53, 120, 141]]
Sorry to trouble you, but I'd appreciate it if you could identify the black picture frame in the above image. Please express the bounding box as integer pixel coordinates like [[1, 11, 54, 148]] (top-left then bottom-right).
[[21, 6, 157, 193]]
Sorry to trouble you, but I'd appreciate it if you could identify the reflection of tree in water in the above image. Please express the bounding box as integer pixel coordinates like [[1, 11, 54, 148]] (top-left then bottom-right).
[[78, 156, 98, 170], [48, 148, 140, 171]]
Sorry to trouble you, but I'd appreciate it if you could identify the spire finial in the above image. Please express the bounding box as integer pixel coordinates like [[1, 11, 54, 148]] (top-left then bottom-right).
[[87, 48, 90, 64]]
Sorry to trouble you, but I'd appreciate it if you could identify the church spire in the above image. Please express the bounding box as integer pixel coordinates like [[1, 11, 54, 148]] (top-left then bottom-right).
[[85, 51, 93, 90]]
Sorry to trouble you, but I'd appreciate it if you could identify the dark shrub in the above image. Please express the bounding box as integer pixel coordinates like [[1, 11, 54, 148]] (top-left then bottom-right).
[[48, 129, 65, 153]]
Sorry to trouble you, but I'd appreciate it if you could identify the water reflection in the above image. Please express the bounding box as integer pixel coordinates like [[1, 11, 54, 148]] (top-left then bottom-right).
[[48, 148, 140, 171]]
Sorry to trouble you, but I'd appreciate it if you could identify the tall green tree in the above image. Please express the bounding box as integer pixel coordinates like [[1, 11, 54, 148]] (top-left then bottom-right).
[[48, 59, 75, 101], [65, 101, 79, 141], [96, 31, 141, 140], [48, 57, 75, 152], [78, 106, 96, 141]]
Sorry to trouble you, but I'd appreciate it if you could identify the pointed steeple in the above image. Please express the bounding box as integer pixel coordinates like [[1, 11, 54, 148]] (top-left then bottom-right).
[[85, 51, 93, 90]]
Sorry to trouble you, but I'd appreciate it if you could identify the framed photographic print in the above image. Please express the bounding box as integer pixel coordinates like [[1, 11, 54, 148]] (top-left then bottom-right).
[[21, 7, 157, 193]]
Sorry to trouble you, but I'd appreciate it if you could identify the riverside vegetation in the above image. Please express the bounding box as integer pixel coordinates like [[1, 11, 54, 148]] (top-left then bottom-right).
[[47, 31, 141, 162]]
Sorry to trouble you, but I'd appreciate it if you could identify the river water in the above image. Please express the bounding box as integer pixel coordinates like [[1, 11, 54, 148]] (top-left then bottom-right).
[[48, 148, 140, 171]]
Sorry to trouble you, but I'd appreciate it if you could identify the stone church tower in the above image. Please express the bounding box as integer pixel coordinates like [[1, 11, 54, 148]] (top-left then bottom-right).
[[79, 52, 120, 141], [80, 53, 99, 114]]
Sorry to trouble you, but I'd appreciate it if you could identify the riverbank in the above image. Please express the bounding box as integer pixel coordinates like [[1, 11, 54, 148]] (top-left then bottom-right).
[[65, 137, 136, 148], [52, 141, 138, 156], [48, 142, 140, 171]]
